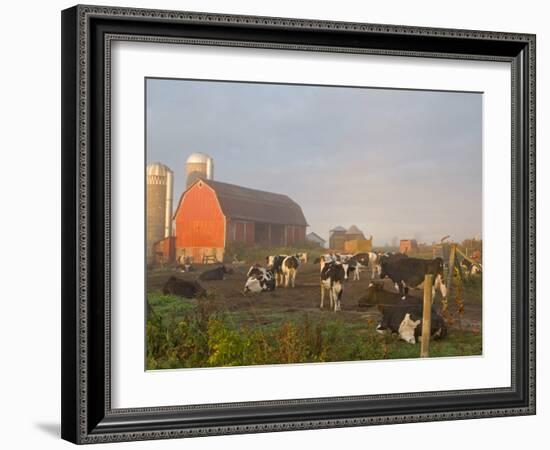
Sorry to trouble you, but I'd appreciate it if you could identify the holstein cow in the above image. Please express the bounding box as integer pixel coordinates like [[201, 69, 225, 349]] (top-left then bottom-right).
[[246, 264, 265, 278], [281, 255, 301, 288], [243, 267, 276, 294], [162, 276, 206, 298], [379, 256, 447, 299], [347, 252, 378, 280], [316, 253, 354, 281], [376, 301, 448, 344], [266, 254, 287, 287], [320, 261, 346, 311], [176, 256, 194, 273], [460, 258, 482, 276], [313, 253, 336, 265], [198, 265, 234, 281]]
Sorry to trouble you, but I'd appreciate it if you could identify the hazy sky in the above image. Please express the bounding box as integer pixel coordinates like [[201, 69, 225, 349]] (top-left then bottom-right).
[[146, 78, 482, 245]]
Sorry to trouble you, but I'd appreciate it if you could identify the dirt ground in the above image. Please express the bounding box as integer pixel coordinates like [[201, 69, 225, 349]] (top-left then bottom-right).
[[147, 262, 482, 331]]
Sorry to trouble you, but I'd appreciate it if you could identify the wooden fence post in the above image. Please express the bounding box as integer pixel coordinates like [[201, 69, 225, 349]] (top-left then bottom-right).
[[420, 274, 434, 358], [446, 243, 457, 298]]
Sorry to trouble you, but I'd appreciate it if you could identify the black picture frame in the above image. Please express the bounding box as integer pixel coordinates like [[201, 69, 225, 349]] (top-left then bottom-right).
[[61, 4, 536, 444]]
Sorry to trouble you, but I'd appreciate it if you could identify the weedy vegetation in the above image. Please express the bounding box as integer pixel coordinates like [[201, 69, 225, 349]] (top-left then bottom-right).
[[146, 294, 482, 370]]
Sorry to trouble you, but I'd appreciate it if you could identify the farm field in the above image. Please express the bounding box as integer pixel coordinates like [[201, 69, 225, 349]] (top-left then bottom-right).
[[146, 260, 482, 370]]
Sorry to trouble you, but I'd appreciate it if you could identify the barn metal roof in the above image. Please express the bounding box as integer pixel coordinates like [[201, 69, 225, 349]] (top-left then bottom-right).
[[307, 232, 326, 243], [176, 179, 308, 226], [345, 225, 365, 236], [330, 226, 346, 233]]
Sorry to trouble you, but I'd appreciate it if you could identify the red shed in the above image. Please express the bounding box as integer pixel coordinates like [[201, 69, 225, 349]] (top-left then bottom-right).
[[152, 236, 176, 266], [174, 179, 308, 263]]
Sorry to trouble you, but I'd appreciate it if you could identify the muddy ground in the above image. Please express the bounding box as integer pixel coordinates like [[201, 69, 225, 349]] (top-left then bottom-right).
[[147, 262, 482, 331]]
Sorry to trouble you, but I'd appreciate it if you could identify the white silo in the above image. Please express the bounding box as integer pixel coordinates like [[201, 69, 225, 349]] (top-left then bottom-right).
[[146, 162, 174, 263], [186, 152, 214, 187]]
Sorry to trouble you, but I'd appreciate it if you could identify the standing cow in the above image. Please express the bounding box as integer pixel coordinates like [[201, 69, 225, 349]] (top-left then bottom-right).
[[379, 256, 447, 299], [320, 261, 346, 311], [281, 255, 301, 288], [266, 254, 287, 287]]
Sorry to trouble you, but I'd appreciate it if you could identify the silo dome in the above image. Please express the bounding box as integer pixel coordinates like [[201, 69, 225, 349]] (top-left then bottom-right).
[[147, 162, 171, 177], [186, 152, 214, 187], [186, 152, 210, 164]]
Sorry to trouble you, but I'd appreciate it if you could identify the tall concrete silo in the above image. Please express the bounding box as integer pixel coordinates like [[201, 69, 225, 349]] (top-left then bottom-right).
[[186, 152, 214, 187], [146, 163, 173, 264]]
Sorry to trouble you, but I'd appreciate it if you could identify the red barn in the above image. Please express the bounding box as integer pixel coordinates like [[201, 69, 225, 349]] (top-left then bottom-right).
[[173, 179, 308, 263]]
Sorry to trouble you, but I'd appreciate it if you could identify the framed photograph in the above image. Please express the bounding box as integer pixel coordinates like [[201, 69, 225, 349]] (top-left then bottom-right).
[[61, 5, 536, 444]]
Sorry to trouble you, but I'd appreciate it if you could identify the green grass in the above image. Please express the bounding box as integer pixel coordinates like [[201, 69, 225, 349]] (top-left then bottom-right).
[[146, 294, 482, 370], [461, 275, 482, 303]]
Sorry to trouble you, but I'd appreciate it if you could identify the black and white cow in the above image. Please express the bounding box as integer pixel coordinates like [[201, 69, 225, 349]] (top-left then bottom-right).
[[346, 252, 378, 280], [313, 253, 335, 265], [243, 267, 276, 294], [246, 264, 265, 278], [460, 258, 482, 276], [316, 253, 355, 281], [320, 261, 346, 311], [198, 265, 234, 281], [176, 255, 194, 273], [281, 255, 301, 288], [266, 254, 287, 286], [376, 301, 447, 344], [162, 276, 206, 298], [379, 256, 447, 299]]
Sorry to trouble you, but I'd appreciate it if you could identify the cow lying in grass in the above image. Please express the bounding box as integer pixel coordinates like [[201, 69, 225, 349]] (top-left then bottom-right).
[[376, 302, 448, 344], [162, 276, 206, 298], [243, 265, 275, 294], [358, 281, 420, 307], [460, 258, 482, 276], [359, 282, 447, 344], [198, 265, 233, 281]]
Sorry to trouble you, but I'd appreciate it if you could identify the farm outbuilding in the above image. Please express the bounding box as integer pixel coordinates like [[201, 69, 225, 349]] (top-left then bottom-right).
[[306, 232, 326, 247], [174, 179, 308, 263], [329, 225, 370, 252], [400, 239, 419, 254], [344, 237, 373, 253], [328, 226, 347, 251], [345, 225, 366, 241], [152, 236, 176, 266]]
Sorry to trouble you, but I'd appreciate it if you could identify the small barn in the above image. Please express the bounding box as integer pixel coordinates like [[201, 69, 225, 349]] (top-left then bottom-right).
[[306, 232, 326, 247], [345, 225, 366, 241], [329, 226, 347, 251], [152, 236, 176, 266], [174, 179, 308, 262]]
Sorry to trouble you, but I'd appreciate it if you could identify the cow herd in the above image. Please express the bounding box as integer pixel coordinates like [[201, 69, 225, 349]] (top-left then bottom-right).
[[242, 250, 455, 344], [160, 250, 481, 345]]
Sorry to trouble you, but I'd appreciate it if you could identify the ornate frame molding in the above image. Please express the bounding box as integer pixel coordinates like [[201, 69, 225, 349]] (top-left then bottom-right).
[[62, 5, 536, 444]]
